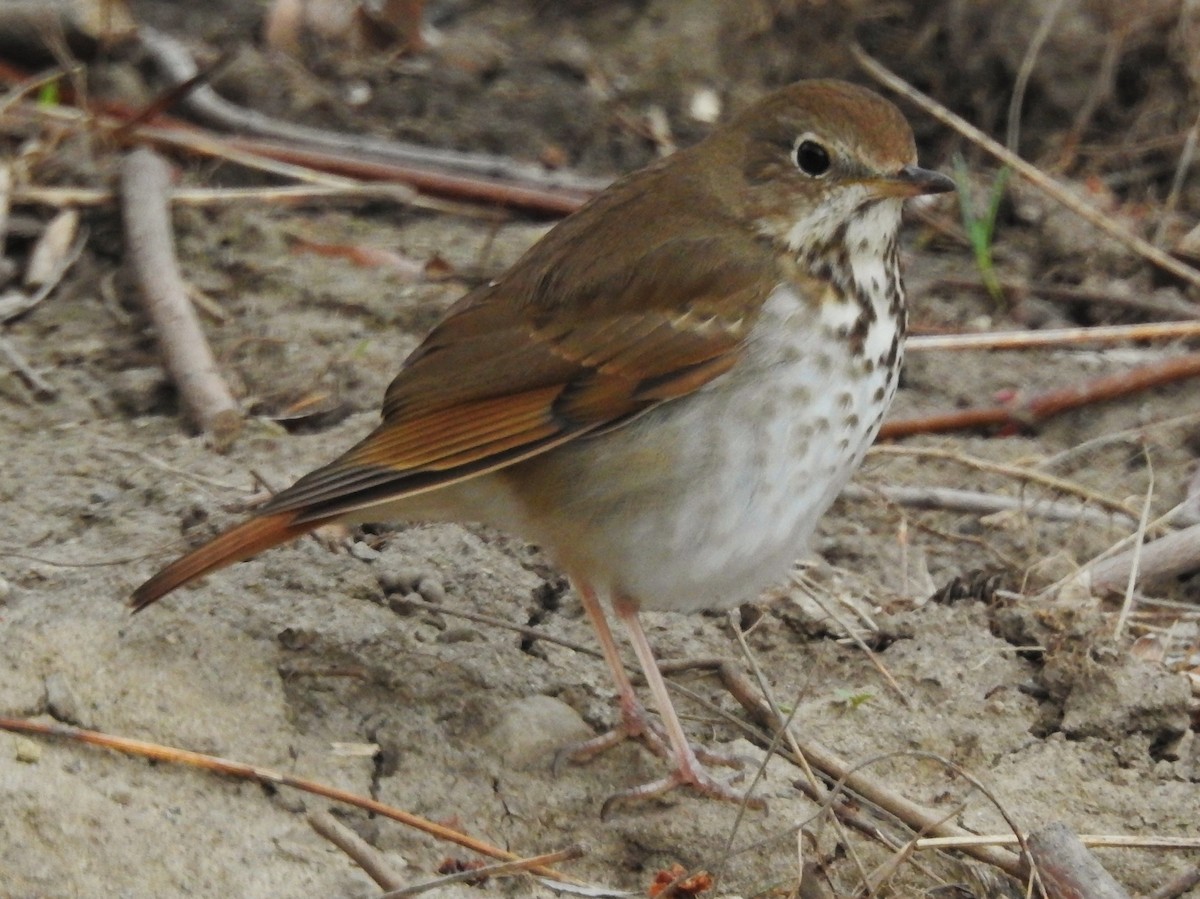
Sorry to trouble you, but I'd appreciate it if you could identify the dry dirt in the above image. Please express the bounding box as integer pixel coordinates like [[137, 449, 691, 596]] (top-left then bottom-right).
[[1, 2, 1198, 897]]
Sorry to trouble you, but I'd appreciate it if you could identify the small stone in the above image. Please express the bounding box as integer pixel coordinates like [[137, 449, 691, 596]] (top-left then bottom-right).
[[377, 566, 422, 596], [436, 626, 480, 644], [415, 575, 445, 604], [45, 672, 83, 726], [349, 541, 381, 562], [110, 367, 170, 417], [484, 695, 592, 769], [14, 737, 41, 763]]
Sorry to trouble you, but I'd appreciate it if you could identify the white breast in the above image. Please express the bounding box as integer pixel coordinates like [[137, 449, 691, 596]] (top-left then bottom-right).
[[512, 269, 903, 614]]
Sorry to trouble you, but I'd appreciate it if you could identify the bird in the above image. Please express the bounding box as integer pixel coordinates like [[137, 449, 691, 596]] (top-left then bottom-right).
[[130, 79, 954, 808]]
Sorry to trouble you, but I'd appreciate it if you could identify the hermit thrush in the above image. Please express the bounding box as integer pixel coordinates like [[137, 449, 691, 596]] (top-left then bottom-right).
[[132, 80, 953, 808]]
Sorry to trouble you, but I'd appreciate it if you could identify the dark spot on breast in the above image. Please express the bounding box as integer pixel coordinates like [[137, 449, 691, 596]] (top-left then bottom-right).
[[886, 333, 901, 368]]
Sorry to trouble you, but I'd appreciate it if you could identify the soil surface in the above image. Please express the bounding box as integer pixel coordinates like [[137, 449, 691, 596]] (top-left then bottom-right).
[[1, 2, 1198, 897]]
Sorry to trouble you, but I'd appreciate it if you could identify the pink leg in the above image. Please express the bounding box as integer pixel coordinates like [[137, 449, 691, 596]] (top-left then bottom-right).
[[606, 594, 765, 813], [556, 580, 671, 764]]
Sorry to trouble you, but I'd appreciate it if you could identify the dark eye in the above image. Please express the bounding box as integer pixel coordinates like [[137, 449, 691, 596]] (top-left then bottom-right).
[[794, 139, 831, 177]]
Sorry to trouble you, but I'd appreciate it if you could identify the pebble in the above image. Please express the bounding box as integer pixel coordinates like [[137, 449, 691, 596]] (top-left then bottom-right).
[[436, 626, 480, 644], [14, 737, 41, 763], [45, 672, 83, 726], [415, 575, 445, 604], [377, 566, 423, 597], [349, 541, 381, 562], [484, 695, 592, 769], [110, 367, 169, 417]]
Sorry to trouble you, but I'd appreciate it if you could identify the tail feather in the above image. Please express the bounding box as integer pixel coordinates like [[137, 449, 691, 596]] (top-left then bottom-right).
[[130, 511, 327, 611]]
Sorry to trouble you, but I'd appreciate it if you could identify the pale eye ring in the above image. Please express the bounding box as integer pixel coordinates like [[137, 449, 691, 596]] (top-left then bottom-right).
[[794, 138, 831, 177]]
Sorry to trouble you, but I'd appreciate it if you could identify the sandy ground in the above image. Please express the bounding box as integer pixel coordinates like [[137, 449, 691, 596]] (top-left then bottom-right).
[[1, 2, 1199, 897]]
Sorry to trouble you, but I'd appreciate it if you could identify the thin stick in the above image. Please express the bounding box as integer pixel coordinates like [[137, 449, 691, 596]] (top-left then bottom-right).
[[119, 147, 241, 442], [0, 333, 56, 398], [0, 716, 581, 884], [1006, 0, 1067, 155], [138, 26, 603, 198], [851, 43, 1200, 290], [0, 226, 88, 324], [868, 445, 1137, 521], [379, 845, 585, 899], [880, 353, 1200, 440], [917, 834, 1200, 851], [1027, 822, 1133, 899], [13, 183, 422, 208], [308, 810, 405, 891], [907, 321, 1200, 352], [1077, 521, 1200, 596], [841, 482, 1135, 527], [1114, 451, 1154, 638], [1152, 106, 1200, 247]]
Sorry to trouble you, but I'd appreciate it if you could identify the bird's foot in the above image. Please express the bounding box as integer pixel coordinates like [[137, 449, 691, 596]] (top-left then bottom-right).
[[599, 754, 767, 819], [554, 695, 747, 770]]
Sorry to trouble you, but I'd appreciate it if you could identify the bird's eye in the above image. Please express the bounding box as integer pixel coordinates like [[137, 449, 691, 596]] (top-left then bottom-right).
[[794, 139, 831, 177]]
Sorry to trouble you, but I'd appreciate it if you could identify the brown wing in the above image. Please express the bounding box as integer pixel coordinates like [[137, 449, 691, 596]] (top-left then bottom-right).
[[259, 231, 774, 524]]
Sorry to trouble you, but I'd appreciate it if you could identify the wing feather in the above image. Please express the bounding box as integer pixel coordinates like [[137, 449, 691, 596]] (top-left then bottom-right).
[[258, 176, 782, 523]]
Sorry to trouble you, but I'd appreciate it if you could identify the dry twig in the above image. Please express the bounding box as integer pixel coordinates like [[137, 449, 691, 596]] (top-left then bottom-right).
[[1027, 822, 1133, 899], [379, 845, 586, 899], [880, 353, 1200, 439], [1074, 521, 1200, 596], [138, 27, 602, 209], [841, 482, 1135, 527], [851, 43, 1200, 291], [0, 716, 582, 884], [907, 321, 1200, 352], [308, 809, 405, 891], [119, 147, 241, 443]]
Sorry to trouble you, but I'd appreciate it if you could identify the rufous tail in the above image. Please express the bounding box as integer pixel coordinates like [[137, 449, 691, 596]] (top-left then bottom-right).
[[130, 511, 328, 611]]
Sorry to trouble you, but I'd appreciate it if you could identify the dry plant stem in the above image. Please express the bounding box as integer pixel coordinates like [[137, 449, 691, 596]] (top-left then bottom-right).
[[800, 748, 1028, 880], [787, 575, 910, 706], [119, 147, 241, 441], [0, 227, 87, 323], [222, 134, 590, 215], [918, 835, 1200, 851], [1153, 106, 1200, 247], [1078, 521, 1200, 595], [0, 334, 56, 398], [841, 482, 1135, 527], [1026, 822, 1133, 899], [0, 716, 581, 884], [14, 183, 422, 208], [308, 810, 405, 891], [879, 353, 1200, 440], [868, 445, 1137, 521], [851, 43, 1200, 291], [0, 62, 83, 118], [138, 27, 604, 196], [1006, 0, 1067, 154], [1114, 452, 1154, 638], [379, 846, 586, 899], [906, 321, 1200, 352], [0, 162, 10, 252]]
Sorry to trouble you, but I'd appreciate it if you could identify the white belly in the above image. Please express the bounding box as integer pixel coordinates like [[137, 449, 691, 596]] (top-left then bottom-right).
[[506, 283, 902, 613]]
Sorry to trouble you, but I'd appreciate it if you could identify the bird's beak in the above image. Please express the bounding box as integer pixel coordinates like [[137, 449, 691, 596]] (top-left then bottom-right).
[[869, 164, 957, 199]]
